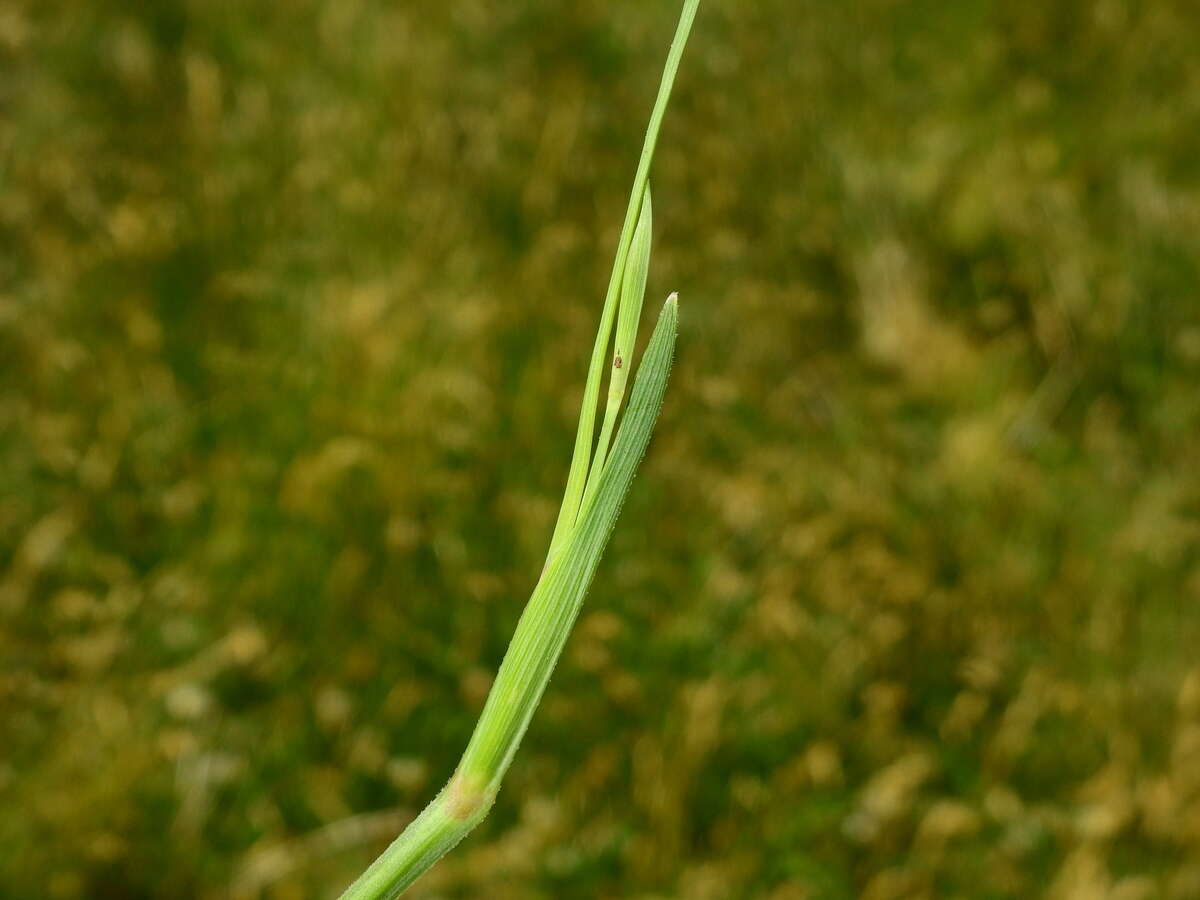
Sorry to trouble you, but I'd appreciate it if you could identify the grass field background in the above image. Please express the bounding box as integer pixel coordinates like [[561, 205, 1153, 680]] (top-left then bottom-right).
[[3, 1, 1200, 897]]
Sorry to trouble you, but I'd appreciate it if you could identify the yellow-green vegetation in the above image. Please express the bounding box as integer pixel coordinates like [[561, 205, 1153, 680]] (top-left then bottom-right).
[[3, 1, 1200, 898]]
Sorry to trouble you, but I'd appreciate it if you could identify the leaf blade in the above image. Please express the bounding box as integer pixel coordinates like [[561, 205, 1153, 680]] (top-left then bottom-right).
[[582, 185, 653, 509], [545, 0, 700, 565], [460, 295, 678, 782]]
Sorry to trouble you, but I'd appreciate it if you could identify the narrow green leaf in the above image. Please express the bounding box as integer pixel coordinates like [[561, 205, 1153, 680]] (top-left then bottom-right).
[[616, 187, 654, 380], [545, 0, 701, 565], [338, 297, 678, 900], [582, 186, 652, 509], [460, 295, 677, 781]]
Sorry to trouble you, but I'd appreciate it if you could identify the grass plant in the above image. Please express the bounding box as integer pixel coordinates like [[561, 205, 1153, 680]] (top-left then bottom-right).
[[338, 3, 701, 896]]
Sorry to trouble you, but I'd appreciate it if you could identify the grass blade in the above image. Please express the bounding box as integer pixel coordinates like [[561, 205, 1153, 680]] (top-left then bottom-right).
[[339, 297, 678, 900], [546, 0, 701, 564], [582, 185, 653, 508], [338, 1, 700, 894], [460, 295, 677, 781]]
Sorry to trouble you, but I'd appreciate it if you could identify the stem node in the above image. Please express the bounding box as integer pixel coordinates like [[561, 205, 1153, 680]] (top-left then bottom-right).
[[445, 772, 493, 823]]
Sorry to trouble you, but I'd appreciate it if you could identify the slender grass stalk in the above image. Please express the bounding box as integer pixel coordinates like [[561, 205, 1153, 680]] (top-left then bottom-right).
[[338, 4, 699, 897]]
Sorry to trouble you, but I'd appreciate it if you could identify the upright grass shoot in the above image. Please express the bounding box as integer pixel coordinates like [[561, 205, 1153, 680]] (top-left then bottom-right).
[[338, 3, 700, 897]]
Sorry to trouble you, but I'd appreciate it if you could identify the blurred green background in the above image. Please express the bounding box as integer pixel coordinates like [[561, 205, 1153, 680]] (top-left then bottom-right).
[[3, 0, 1200, 897]]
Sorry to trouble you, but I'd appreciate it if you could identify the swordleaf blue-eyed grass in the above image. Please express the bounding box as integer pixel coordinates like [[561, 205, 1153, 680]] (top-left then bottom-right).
[[339, 3, 700, 897]]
